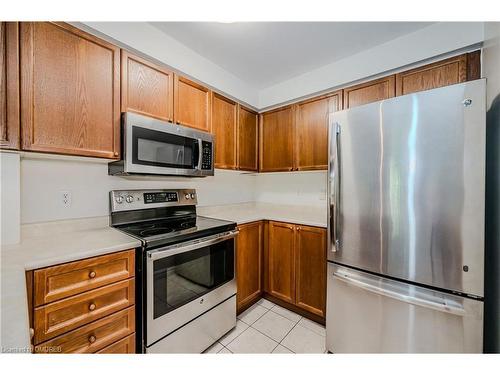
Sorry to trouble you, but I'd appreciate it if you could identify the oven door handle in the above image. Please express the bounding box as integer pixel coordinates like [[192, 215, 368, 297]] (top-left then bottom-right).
[[147, 230, 239, 261]]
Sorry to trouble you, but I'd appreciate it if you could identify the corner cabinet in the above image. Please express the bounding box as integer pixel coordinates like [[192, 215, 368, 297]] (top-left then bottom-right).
[[20, 22, 121, 158], [212, 92, 238, 169], [236, 221, 263, 313], [237, 106, 259, 171], [174, 75, 212, 132], [121, 51, 174, 122]]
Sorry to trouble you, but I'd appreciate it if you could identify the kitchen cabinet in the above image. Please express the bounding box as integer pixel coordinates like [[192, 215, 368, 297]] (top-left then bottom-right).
[[121, 50, 174, 122], [295, 225, 326, 317], [27, 249, 136, 354], [395, 52, 480, 96], [294, 91, 342, 170], [343, 75, 396, 109], [212, 92, 237, 169], [0, 22, 19, 150], [236, 221, 263, 313], [267, 221, 296, 304], [20, 22, 121, 158], [237, 106, 259, 171], [259, 106, 295, 172], [174, 75, 212, 132]]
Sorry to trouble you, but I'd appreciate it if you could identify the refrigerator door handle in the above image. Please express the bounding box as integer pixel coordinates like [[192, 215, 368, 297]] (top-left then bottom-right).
[[332, 270, 466, 316], [330, 123, 341, 252]]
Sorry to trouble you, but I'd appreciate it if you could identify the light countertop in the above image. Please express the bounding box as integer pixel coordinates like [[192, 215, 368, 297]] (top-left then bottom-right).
[[0, 202, 326, 352]]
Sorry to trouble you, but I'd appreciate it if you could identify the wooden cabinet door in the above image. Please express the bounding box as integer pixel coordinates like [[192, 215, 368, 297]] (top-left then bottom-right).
[[236, 221, 263, 312], [212, 92, 237, 169], [259, 106, 295, 172], [0, 22, 19, 150], [237, 105, 258, 171], [267, 221, 296, 304], [121, 51, 174, 122], [295, 225, 327, 317], [295, 91, 342, 170], [20, 22, 121, 158], [395, 54, 468, 96], [343, 75, 396, 109], [174, 75, 211, 132]]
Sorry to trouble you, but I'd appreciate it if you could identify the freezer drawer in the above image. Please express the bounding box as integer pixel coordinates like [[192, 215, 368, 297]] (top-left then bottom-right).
[[326, 263, 483, 353]]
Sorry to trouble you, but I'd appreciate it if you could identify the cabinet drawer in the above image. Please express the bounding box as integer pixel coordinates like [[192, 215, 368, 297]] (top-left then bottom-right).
[[34, 307, 135, 353], [34, 250, 135, 306], [97, 333, 136, 354], [34, 279, 135, 344]]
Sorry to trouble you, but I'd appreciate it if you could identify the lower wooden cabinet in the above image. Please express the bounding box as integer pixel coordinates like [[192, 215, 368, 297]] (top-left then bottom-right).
[[97, 333, 136, 354], [236, 221, 263, 313]]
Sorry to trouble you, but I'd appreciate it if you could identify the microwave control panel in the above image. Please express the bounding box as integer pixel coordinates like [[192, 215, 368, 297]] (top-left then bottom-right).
[[201, 141, 213, 170]]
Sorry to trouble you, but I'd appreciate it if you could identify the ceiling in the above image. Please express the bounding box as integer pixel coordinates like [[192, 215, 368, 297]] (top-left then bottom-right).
[[151, 22, 434, 89]]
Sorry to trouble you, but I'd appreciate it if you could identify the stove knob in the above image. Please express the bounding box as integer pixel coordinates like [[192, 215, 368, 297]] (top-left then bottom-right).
[[115, 195, 124, 204], [185, 194, 190, 199], [126, 195, 134, 203], [190, 193, 195, 199]]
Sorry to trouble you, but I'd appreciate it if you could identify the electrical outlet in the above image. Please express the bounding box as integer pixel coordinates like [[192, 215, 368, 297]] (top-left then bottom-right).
[[60, 190, 72, 207]]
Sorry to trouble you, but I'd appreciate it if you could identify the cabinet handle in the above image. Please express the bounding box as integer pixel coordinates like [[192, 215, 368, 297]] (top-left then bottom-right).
[[88, 335, 96, 344], [297, 226, 301, 231], [88, 303, 96, 311], [176, 121, 181, 125], [114, 151, 119, 156], [29, 328, 34, 338], [88, 271, 96, 279]]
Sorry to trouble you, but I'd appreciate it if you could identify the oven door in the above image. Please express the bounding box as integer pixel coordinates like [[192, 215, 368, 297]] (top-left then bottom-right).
[[123, 112, 214, 177], [146, 230, 237, 346]]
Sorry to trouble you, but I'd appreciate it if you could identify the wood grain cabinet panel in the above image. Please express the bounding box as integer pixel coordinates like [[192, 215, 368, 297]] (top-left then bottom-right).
[[0, 22, 20, 149], [20, 22, 121, 158], [236, 221, 263, 313], [34, 307, 135, 354], [97, 333, 136, 354], [34, 250, 135, 306], [33, 279, 135, 344], [174, 75, 211, 132], [212, 92, 237, 169], [396, 53, 469, 96], [259, 106, 295, 172], [343, 75, 396, 109], [295, 226, 326, 317], [121, 51, 174, 121], [295, 91, 342, 170], [237, 106, 258, 171], [267, 221, 296, 304]]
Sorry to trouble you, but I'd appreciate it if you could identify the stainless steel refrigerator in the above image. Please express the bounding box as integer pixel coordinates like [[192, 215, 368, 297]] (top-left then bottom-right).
[[326, 79, 486, 353]]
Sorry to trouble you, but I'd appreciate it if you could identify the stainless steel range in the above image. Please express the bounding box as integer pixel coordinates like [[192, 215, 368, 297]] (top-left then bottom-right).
[[110, 189, 237, 353]]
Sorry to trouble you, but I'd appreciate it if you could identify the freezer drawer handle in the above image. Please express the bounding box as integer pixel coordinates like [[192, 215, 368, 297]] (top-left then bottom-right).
[[332, 271, 466, 316]]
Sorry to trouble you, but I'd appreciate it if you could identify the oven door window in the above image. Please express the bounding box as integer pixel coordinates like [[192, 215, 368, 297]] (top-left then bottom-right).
[[152, 238, 234, 319], [132, 126, 199, 169]]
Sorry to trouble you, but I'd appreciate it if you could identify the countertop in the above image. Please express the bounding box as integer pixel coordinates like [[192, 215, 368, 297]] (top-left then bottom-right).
[[0, 202, 326, 352]]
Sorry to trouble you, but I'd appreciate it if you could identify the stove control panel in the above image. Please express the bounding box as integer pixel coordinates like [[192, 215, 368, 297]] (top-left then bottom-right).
[[110, 189, 197, 212]]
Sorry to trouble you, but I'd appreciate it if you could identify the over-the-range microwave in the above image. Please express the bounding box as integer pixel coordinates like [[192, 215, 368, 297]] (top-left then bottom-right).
[[109, 112, 214, 177]]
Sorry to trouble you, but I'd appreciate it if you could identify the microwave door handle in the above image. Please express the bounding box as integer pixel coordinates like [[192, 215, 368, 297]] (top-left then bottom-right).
[[148, 230, 239, 261], [197, 139, 203, 170]]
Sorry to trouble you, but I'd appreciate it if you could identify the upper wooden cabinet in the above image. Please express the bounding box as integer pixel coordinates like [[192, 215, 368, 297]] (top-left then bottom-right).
[[174, 75, 211, 132], [121, 51, 174, 122], [212, 92, 237, 169], [236, 221, 263, 313], [295, 91, 342, 171], [395, 52, 479, 96], [20, 22, 121, 159], [0, 22, 20, 150], [295, 225, 326, 317], [259, 106, 295, 172], [343, 75, 396, 109], [237, 106, 259, 172]]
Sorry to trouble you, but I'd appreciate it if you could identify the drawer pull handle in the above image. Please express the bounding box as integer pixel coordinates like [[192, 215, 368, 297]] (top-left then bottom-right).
[[88, 271, 96, 279], [89, 303, 96, 311], [88, 335, 96, 344]]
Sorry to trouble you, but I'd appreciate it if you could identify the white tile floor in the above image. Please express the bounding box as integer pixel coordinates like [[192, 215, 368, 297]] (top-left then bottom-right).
[[204, 298, 327, 354]]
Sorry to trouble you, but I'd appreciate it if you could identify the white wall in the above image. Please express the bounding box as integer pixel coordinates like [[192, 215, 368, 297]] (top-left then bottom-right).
[[80, 22, 259, 109], [20, 157, 256, 224], [258, 22, 485, 108], [0, 153, 20, 244], [255, 171, 327, 207]]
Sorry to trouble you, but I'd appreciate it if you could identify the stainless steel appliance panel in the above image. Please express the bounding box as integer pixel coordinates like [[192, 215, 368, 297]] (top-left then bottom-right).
[[328, 80, 486, 297], [326, 263, 483, 353], [146, 296, 236, 353]]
